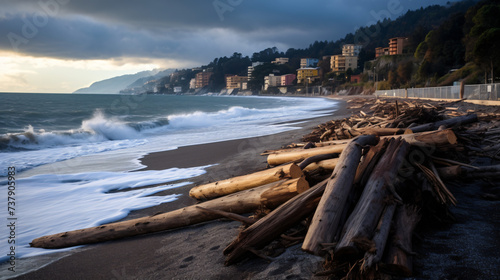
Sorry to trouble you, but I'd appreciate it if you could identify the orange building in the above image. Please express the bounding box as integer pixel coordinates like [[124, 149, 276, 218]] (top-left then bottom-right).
[[389, 37, 408, 55], [375, 47, 390, 58]]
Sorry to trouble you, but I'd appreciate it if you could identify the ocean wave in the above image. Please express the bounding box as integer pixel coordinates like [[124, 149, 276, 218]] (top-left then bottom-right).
[[165, 106, 280, 129], [0, 106, 277, 151], [0, 110, 141, 151]]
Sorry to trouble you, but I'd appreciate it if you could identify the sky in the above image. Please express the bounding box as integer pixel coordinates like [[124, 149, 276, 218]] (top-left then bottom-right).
[[0, 0, 456, 93]]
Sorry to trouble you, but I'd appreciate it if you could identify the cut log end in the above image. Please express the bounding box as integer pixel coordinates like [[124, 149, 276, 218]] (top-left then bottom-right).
[[288, 163, 303, 178], [446, 129, 458, 145]]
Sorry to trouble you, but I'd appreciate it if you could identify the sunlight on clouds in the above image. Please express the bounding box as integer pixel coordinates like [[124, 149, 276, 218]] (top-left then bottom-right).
[[0, 52, 187, 93]]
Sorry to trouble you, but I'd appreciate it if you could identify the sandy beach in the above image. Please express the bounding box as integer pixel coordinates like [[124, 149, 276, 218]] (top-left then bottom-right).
[[9, 99, 349, 280]]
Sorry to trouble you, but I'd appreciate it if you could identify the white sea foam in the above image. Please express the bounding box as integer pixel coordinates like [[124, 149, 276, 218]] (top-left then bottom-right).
[[0, 166, 210, 262], [1, 97, 337, 176], [0, 139, 148, 176], [81, 109, 140, 140]]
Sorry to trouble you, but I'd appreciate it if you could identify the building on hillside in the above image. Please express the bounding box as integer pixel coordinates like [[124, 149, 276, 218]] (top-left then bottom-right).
[[195, 71, 212, 88], [350, 74, 362, 83], [389, 37, 409, 55], [300, 58, 319, 68], [375, 37, 409, 58], [281, 74, 296, 86], [330, 55, 358, 73], [264, 74, 282, 90], [342, 44, 363, 57], [297, 67, 319, 84], [248, 62, 264, 80], [226, 75, 248, 89], [375, 47, 390, 58], [189, 78, 196, 89], [272, 57, 289, 65]]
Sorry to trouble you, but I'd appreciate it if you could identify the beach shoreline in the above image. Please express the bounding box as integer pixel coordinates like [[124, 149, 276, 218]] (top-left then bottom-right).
[[6, 96, 500, 279], [8, 99, 348, 280]]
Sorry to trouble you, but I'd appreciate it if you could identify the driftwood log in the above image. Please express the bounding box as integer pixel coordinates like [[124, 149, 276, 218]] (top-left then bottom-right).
[[31, 177, 309, 249], [334, 138, 411, 260], [267, 144, 349, 166], [380, 206, 421, 277], [405, 114, 478, 133], [267, 129, 457, 166], [189, 163, 302, 200], [362, 203, 397, 270], [224, 179, 328, 265], [438, 164, 500, 179], [303, 158, 339, 172], [302, 135, 378, 255]]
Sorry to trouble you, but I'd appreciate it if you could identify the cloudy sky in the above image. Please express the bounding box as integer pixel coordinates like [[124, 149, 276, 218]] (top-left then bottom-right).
[[0, 0, 455, 93]]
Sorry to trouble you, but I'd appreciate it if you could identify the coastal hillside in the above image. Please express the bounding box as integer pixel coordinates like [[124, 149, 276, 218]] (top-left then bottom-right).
[[73, 69, 164, 94]]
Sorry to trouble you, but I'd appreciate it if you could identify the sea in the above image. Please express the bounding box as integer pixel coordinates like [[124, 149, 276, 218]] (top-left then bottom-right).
[[0, 92, 339, 265]]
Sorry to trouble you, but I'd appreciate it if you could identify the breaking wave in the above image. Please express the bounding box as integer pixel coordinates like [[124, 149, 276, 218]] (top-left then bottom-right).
[[0, 106, 281, 151]]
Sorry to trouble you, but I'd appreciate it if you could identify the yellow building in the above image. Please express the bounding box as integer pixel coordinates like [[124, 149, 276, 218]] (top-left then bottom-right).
[[330, 55, 358, 73], [297, 67, 319, 84], [195, 71, 212, 89], [226, 75, 248, 89], [342, 44, 363, 57]]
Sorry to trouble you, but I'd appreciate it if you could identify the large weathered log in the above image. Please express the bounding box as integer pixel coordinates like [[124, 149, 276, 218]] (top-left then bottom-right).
[[332, 139, 390, 243], [302, 135, 379, 255], [395, 129, 457, 147], [380, 206, 421, 277], [267, 144, 348, 166], [30, 178, 309, 249], [189, 163, 302, 200], [224, 179, 328, 265], [268, 129, 456, 166], [405, 114, 478, 133], [303, 158, 339, 172], [315, 129, 456, 147], [362, 203, 397, 270], [335, 138, 411, 260], [353, 139, 390, 188]]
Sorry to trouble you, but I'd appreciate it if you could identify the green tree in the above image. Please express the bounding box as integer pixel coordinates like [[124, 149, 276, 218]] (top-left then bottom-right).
[[465, 3, 500, 62], [473, 28, 500, 82]]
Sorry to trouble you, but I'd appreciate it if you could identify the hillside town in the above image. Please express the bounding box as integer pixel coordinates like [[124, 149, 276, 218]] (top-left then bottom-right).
[[139, 38, 408, 96]]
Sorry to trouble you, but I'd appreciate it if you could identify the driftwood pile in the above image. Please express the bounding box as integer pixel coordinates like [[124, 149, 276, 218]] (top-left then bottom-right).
[[30, 97, 500, 279]]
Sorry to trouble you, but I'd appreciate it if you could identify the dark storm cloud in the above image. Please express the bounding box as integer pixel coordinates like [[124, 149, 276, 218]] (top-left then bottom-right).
[[0, 0, 456, 64]]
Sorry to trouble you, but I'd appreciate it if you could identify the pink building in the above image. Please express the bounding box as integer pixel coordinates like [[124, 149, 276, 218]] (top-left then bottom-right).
[[281, 74, 296, 86]]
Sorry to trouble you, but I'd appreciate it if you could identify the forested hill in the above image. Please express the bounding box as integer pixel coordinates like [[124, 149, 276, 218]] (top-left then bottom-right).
[[201, 0, 478, 90]]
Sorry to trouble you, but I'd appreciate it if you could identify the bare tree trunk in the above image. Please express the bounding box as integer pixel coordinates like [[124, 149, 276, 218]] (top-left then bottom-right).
[[302, 135, 378, 255], [381, 206, 421, 277], [335, 138, 411, 260]]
